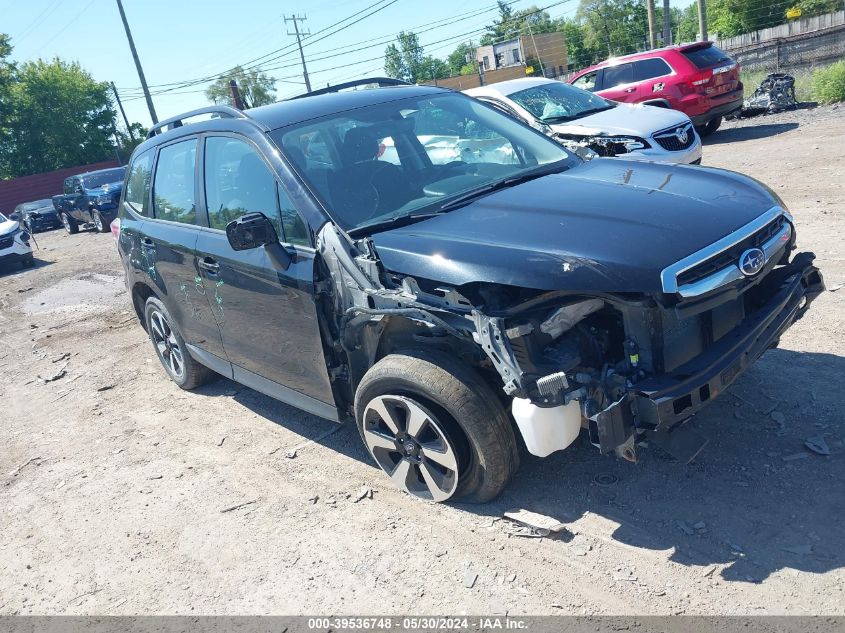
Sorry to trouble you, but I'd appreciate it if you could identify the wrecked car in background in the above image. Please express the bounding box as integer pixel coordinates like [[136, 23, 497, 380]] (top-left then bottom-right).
[[117, 80, 824, 504], [465, 78, 702, 164], [0, 211, 34, 269]]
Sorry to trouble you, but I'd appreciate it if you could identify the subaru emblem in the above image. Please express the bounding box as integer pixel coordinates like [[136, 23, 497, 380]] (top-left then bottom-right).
[[738, 248, 765, 277], [675, 127, 688, 144]]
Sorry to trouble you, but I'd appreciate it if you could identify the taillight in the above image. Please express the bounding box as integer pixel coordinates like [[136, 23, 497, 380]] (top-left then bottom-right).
[[110, 218, 120, 240], [679, 71, 712, 95]]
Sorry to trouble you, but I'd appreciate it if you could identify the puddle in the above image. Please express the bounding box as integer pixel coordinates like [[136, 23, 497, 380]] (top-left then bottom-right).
[[21, 273, 126, 316]]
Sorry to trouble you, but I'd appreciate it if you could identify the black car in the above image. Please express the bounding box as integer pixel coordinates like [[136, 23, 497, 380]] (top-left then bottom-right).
[[52, 167, 126, 234], [116, 79, 823, 503], [10, 199, 61, 233]]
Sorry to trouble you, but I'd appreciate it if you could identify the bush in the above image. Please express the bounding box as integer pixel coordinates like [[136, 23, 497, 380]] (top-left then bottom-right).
[[812, 61, 845, 104]]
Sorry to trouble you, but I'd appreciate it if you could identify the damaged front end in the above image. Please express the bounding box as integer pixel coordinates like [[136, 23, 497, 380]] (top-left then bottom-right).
[[316, 212, 824, 465]]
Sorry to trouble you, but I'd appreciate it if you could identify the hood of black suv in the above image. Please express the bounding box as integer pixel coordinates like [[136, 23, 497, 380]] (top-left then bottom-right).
[[369, 159, 781, 294]]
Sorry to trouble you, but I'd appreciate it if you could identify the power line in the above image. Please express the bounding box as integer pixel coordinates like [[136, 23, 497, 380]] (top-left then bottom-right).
[[12, 0, 65, 44]]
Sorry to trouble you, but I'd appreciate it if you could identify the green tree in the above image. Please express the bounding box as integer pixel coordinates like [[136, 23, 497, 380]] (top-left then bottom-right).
[[0, 34, 18, 176], [384, 31, 426, 83], [576, 0, 649, 57], [480, 1, 518, 45], [205, 65, 276, 109], [447, 42, 478, 76], [1, 55, 118, 178]]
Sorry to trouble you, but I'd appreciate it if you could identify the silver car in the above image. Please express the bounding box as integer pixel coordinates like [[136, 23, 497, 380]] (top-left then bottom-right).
[[465, 78, 702, 165]]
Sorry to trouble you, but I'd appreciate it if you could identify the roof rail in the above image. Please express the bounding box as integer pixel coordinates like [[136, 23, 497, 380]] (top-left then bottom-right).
[[146, 105, 250, 139], [288, 77, 412, 100]]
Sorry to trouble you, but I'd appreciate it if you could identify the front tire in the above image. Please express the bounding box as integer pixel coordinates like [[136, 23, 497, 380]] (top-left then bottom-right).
[[144, 297, 213, 390], [354, 351, 519, 503], [61, 212, 79, 234]]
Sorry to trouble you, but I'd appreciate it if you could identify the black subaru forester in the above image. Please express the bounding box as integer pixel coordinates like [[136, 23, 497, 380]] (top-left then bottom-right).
[[117, 79, 823, 503]]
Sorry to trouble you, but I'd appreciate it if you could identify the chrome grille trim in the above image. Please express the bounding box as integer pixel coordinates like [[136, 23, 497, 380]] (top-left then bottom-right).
[[660, 206, 793, 297]]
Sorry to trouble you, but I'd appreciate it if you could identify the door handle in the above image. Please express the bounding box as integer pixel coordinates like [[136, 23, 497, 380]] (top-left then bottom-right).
[[624, 87, 636, 93], [199, 257, 220, 275]]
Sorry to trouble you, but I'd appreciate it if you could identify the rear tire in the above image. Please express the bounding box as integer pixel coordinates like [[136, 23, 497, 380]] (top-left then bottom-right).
[[61, 212, 79, 234], [354, 350, 519, 503], [697, 116, 722, 137], [144, 297, 213, 390]]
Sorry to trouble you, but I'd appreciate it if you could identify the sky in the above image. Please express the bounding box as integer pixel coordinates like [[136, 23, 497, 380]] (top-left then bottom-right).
[[3, 0, 695, 129]]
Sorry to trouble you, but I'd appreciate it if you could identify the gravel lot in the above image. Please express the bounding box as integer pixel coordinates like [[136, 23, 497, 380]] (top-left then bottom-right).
[[1, 105, 843, 616]]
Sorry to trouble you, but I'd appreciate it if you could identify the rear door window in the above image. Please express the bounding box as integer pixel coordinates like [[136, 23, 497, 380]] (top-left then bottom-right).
[[124, 149, 153, 217], [633, 58, 672, 81], [600, 63, 634, 89], [153, 139, 198, 225], [682, 44, 731, 69]]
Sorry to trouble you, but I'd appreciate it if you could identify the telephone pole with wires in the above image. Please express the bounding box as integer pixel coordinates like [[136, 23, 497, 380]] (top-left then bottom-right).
[[110, 81, 135, 142], [662, 0, 672, 46], [115, 0, 158, 124], [697, 0, 708, 41], [285, 14, 312, 94], [646, 0, 657, 48]]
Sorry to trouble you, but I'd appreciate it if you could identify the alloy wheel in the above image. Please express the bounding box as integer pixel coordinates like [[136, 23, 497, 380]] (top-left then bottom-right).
[[149, 309, 185, 379], [362, 395, 459, 502], [62, 214, 71, 232], [94, 212, 103, 232]]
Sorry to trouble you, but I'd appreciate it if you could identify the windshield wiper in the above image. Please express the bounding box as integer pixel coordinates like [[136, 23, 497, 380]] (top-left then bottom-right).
[[438, 163, 568, 212], [347, 211, 445, 237]]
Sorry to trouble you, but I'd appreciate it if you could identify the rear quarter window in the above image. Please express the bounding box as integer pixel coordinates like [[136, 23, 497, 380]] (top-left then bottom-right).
[[682, 45, 731, 69], [124, 149, 154, 217]]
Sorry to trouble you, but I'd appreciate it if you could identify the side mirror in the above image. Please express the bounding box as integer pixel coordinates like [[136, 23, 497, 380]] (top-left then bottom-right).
[[9, 212, 20, 221], [225, 212, 278, 251]]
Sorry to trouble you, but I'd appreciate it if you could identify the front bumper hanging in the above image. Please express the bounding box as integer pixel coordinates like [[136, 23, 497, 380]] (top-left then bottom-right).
[[590, 253, 824, 456]]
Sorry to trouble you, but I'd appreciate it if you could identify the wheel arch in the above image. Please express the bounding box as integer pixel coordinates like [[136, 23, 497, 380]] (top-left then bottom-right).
[[641, 98, 671, 108], [131, 281, 159, 331]]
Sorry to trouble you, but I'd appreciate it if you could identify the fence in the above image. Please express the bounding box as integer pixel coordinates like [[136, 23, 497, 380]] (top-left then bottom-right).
[[0, 159, 121, 213], [716, 10, 845, 72]]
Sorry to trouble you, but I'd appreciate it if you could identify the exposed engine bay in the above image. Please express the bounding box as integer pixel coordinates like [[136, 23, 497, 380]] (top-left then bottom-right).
[[315, 218, 824, 465]]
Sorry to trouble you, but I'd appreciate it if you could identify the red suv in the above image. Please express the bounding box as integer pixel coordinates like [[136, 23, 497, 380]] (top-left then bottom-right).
[[569, 42, 743, 136]]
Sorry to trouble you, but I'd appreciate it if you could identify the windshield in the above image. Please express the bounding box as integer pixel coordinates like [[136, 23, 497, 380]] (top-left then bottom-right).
[[82, 167, 125, 189], [271, 92, 576, 234], [508, 82, 614, 122]]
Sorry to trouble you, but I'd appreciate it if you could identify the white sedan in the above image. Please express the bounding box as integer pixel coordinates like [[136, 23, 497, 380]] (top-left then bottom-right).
[[0, 212, 34, 270], [465, 77, 702, 165]]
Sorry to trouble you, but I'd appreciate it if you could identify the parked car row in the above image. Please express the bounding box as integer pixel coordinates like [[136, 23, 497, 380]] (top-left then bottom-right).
[[115, 78, 823, 505], [1, 166, 126, 272]]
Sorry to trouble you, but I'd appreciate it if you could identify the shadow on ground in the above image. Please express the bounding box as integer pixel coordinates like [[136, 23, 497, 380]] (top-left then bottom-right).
[[704, 122, 799, 145], [195, 346, 845, 586]]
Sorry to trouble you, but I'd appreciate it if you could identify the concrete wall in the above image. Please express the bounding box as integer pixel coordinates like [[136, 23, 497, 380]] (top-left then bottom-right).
[[0, 159, 121, 213]]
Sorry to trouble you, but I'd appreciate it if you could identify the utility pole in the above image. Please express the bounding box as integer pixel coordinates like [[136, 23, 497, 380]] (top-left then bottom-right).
[[697, 0, 708, 41], [525, 19, 545, 77], [646, 0, 657, 49], [110, 81, 135, 142], [115, 0, 157, 124], [285, 15, 312, 93], [229, 79, 245, 109], [662, 0, 672, 47]]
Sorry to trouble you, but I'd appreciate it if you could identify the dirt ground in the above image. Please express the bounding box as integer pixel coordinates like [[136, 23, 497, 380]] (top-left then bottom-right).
[[1, 105, 844, 616]]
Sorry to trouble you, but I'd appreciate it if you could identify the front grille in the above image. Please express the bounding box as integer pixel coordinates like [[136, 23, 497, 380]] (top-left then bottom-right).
[[677, 215, 786, 287], [653, 123, 695, 151], [0, 235, 14, 249]]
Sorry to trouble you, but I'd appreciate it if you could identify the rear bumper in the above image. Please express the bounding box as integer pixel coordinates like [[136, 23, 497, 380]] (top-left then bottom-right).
[[689, 93, 744, 126], [590, 254, 824, 451]]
